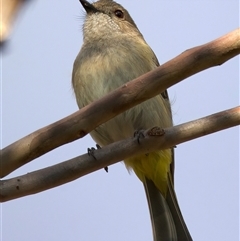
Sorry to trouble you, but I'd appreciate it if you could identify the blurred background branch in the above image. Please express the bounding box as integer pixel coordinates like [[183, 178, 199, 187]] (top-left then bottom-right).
[[1, 0, 29, 46]]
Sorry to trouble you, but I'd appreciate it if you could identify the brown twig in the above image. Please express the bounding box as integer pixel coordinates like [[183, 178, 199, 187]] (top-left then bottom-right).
[[1, 106, 239, 202]]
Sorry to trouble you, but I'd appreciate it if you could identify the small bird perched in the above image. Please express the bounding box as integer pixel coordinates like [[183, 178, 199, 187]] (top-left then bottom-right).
[[72, 0, 192, 240]]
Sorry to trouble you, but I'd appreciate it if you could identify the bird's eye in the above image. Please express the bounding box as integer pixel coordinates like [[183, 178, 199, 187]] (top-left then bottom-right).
[[114, 9, 124, 18]]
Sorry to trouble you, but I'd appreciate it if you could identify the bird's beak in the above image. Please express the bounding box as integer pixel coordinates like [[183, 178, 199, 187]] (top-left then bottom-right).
[[79, 0, 98, 13]]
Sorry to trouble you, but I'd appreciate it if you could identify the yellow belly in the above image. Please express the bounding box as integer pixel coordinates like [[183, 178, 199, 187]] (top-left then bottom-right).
[[124, 149, 171, 196]]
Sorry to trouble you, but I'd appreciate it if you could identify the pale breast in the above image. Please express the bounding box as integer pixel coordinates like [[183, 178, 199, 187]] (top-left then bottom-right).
[[72, 38, 172, 146]]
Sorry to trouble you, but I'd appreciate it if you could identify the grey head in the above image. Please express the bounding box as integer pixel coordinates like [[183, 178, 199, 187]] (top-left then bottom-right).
[[79, 0, 143, 41]]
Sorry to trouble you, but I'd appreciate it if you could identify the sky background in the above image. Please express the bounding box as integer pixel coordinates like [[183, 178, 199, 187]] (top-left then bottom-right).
[[1, 1, 239, 241]]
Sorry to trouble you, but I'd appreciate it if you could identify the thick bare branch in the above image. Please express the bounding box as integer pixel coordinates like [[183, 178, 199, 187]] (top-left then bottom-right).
[[1, 28, 239, 178], [1, 106, 239, 202]]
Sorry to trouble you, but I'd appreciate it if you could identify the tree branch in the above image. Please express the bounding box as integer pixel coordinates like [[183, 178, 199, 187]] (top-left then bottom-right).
[[1, 106, 239, 202], [1, 28, 239, 178], [1, 0, 28, 46]]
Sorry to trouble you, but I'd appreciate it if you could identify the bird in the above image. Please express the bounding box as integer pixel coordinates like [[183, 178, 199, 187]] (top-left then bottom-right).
[[72, 0, 192, 240]]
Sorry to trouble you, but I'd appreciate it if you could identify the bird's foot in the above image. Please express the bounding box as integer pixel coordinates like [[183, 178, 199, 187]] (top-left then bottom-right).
[[87, 144, 108, 173], [134, 129, 145, 144], [87, 147, 97, 160]]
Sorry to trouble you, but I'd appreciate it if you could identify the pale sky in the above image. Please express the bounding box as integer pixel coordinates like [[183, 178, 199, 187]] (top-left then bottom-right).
[[2, 1, 239, 241]]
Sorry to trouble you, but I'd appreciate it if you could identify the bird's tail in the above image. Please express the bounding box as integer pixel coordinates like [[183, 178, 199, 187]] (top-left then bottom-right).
[[143, 176, 192, 241]]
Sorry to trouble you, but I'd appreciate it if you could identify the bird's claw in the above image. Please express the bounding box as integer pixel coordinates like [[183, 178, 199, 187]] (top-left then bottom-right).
[[134, 130, 145, 144], [88, 147, 97, 160], [87, 144, 109, 173]]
